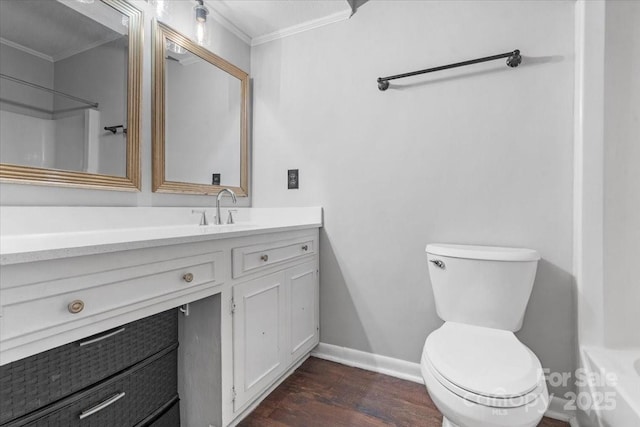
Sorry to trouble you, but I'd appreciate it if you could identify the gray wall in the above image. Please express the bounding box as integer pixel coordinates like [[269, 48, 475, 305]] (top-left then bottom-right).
[[54, 38, 128, 176], [1, 0, 582, 399], [603, 0, 640, 348], [250, 0, 576, 397], [0, 43, 54, 116], [0, 44, 56, 167]]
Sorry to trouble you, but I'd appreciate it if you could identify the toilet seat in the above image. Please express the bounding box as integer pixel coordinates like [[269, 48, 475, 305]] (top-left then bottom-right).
[[423, 322, 545, 408]]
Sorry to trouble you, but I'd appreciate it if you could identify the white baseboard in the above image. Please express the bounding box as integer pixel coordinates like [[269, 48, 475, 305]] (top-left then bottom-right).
[[546, 396, 579, 426], [312, 342, 579, 426], [311, 342, 424, 384]]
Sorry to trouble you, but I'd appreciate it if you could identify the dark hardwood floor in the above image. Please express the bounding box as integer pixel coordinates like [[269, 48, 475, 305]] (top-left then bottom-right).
[[238, 357, 570, 427]]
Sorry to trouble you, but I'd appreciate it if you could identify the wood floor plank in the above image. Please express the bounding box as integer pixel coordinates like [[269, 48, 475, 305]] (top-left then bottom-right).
[[238, 357, 569, 427]]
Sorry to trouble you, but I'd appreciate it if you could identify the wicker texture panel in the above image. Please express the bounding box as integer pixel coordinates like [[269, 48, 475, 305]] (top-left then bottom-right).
[[5, 348, 178, 427], [1, 309, 178, 424], [146, 400, 180, 427]]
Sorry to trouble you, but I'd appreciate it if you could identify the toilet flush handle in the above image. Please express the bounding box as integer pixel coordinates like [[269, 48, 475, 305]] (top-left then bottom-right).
[[430, 259, 446, 269]]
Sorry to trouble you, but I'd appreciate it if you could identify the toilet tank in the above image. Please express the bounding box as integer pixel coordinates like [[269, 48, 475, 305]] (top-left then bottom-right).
[[426, 244, 540, 332]]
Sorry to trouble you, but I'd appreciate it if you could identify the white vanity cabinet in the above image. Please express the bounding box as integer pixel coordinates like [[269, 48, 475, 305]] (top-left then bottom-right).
[[232, 271, 288, 411], [0, 208, 322, 427], [286, 261, 319, 362], [230, 238, 319, 415]]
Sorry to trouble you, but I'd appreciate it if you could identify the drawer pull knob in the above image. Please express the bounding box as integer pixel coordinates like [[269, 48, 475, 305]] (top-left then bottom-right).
[[183, 273, 194, 283], [79, 392, 126, 419], [68, 300, 85, 314], [79, 327, 126, 347], [302, 245, 309, 251], [260, 254, 269, 262]]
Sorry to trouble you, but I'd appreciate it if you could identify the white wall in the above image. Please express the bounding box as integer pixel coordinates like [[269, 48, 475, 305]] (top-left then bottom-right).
[[573, 0, 606, 351], [573, 2, 637, 424], [603, 0, 640, 348], [251, 0, 576, 396], [0, 0, 251, 207]]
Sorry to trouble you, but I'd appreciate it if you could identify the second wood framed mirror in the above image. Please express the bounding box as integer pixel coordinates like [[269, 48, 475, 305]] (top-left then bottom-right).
[[152, 21, 249, 196]]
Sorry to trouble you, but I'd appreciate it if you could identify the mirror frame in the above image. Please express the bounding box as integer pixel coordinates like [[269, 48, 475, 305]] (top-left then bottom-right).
[[0, 0, 142, 191], [152, 21, 249, 196]]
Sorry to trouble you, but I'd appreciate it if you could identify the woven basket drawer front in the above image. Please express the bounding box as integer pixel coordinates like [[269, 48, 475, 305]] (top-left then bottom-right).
[[4, 347, 178, 427], [0, 309, 177, 425], [144, 400, 180, 427]]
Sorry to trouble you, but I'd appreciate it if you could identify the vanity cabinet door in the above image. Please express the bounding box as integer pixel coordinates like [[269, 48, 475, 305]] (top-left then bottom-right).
[[232, 272, 287, 412], [286, 261, 319, 362]]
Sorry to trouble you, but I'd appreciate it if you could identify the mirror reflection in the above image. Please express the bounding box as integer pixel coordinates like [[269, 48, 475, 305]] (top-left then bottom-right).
[[165, 45, 242, 187], [153, 22, 248, 196], [0, 0, 141, 189]]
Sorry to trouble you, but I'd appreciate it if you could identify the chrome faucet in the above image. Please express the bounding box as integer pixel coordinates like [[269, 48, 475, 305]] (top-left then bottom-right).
[[215, 188, 237, 225]]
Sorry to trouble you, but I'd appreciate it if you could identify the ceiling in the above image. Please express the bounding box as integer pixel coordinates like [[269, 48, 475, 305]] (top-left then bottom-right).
[[0, 0, 364, 60], [205, 0, 354, 46], [0, 0, 125, 62]]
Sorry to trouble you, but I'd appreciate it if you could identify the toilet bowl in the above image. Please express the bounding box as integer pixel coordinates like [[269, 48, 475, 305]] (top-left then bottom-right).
[[421, 322, 549, 427], [422, 244, 549, 427]]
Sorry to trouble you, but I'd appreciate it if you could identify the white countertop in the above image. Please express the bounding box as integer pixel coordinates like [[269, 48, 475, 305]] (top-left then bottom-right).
[[0, 207, 322, 264]]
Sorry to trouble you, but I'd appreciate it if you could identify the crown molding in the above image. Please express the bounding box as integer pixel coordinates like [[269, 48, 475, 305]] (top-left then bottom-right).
[[204, 1, 252, 45], [251, 9, 351, 47], [0, 38, 53, 62]]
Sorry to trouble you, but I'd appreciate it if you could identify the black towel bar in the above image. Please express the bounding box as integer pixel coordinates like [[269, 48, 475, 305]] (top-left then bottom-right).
[[377, 49, 522, 91]]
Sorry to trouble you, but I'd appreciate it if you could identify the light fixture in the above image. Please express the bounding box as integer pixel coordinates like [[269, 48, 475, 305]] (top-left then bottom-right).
[[194, 0, 209, 46], [166, 40, 186, 55], [75, 0, 95, 3]]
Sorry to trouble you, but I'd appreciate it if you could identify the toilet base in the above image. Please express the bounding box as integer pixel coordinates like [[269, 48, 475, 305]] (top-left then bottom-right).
[[442, 417, 460, 427]]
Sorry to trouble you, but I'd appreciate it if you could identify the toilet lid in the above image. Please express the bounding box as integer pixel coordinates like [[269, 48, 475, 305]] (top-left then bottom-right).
[[425, 322, 543, 398]]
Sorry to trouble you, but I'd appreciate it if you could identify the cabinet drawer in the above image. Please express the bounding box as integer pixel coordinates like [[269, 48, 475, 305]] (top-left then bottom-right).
[[4, 347, 178, 427], [232, 237, 315, 278], [0, 309, 177, 425], [1, 252, 221, 343], [140, 398, 180, 427]]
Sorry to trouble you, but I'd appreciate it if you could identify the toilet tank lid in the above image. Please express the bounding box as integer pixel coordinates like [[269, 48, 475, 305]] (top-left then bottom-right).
[[425, 244, 540, 262]]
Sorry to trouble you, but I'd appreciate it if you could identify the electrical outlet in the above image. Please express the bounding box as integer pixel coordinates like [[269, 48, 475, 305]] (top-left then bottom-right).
[[287, 169, 299, 189], [212, 173, 221, 185]]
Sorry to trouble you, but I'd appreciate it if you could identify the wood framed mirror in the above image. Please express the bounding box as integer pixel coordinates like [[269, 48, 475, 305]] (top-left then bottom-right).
[[0, 0, 142, 191], [152, 21, 249, 196]]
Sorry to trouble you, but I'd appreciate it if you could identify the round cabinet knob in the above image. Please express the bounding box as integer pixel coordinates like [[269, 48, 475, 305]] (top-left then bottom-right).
[[183, 273, 194, 283], [301, 245, 308, 251], [68, 300, 85, 314], [260, 254, 269, 262]]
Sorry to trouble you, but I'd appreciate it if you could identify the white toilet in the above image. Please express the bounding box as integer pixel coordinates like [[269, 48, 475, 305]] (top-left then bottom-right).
[[421, 244, 550, 427]]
